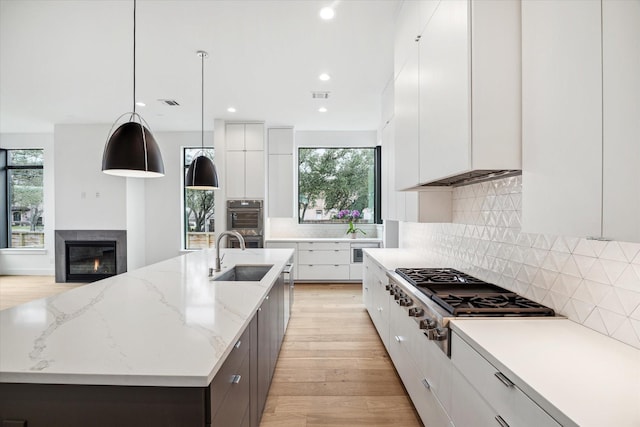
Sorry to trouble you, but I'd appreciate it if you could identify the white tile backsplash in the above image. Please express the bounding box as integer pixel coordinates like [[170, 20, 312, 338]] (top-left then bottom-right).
[[399, 175, 640, 349]]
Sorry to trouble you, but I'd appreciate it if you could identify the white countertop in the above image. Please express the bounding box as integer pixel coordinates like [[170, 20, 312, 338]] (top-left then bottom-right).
[[266, 237, 382, 243], [366, 248, 640, 427], [451, 318, 640, 427], [0, 248, 293, 388]]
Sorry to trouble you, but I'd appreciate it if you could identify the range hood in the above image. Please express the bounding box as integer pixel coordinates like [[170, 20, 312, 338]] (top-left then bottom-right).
[[419, 170, 522, 188]]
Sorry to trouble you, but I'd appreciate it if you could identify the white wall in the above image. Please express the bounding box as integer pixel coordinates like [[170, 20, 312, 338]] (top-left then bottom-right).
[[144, 130, 218, 265], [126, 178, 146, 270], [0, 133, 55, 275], [296, 130, 377, 148], [54, 124, 126, 230]]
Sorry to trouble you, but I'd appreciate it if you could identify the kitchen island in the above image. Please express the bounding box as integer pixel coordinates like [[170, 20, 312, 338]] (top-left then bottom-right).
[[0, 248, 293, 426]]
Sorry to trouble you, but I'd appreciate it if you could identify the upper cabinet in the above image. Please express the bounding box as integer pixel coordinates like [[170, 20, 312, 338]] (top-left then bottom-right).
[[267, 127, 295, 218], [522, 0, 640, 242], [225, 123, 265, 199], [602, 0, 640, 242], [394, 0, 521, 190]]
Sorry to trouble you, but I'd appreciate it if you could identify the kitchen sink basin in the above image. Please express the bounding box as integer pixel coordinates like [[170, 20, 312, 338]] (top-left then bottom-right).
[[212, 264, 273, 282]]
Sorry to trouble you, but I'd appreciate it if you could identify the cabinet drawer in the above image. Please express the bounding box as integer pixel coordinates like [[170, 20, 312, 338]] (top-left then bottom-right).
[[210, 351, 251, 426], [452, 333, 560, 427], [298, 241, 350, 251], [349, 264, 363, 280], [297, 264, 350, 281], [209, 325, 251, 418], [298, 249, 349, 265], [451, 367, 498, 427]]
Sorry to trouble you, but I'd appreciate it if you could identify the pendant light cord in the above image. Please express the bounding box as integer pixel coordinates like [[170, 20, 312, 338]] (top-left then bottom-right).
[[201, 51, 204, 151], [133, 0, 137, 116]]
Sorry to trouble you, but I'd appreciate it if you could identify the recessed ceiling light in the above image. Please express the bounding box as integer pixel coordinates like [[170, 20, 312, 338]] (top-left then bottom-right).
[[227, 107, 236, 113], [319, 7, 335, 20], [318, 107, 328, 113], [319, 73, 331, 81], [135, 101, 146, 107]]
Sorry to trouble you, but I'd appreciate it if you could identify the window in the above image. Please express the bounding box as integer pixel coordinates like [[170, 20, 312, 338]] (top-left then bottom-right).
[[1, 149, 45, 248], [298, 147, 381, 224], [183, 147, 216, 249]]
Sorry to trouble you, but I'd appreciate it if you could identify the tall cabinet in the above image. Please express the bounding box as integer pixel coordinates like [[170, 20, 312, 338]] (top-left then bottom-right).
[[522, 0, 640, 242], [226, 123, 265, 200], [267, 127, 295, 218]]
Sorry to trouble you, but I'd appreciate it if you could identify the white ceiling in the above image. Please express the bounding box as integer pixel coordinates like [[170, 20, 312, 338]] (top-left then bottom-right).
[[0, 0, 397, 134]]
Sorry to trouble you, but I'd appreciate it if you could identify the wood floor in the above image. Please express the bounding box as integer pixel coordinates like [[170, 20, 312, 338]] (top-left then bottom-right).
[[0, 275, 82, 310], [0, 277, 421, 427], [260, 284, 422, 427]]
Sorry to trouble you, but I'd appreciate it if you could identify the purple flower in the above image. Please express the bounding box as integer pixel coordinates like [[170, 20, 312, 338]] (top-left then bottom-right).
[[351, 210, 361, 219]]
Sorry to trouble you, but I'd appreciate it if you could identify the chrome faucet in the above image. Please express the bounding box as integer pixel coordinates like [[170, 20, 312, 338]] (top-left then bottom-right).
[[214, 231, 246, 272]]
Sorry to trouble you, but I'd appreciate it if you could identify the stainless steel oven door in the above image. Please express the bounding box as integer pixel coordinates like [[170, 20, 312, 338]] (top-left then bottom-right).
[[227, 235, 263, 248]]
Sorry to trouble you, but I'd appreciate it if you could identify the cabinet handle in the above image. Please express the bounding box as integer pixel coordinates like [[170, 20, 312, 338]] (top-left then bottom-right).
[[394, 335, 403, 343], [421, 378, 431, 389], [265, 295, 269, 300], [364, 287, 369, 291], [258, 307, 262, 312], [494, 372, 514, 387], [231, 374, 242, 384], [235, 340, 242, 349], [495, 415, 510, 427], [335, 250, 339, 252]]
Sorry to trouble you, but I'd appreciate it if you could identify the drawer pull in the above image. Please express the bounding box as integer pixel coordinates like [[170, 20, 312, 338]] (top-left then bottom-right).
[[265, 295, 269, 300], [394, 335, 403, 343], [364, 287, 369, 291], [231, 374, 242, 384], [494, 372, 514, 387], [421, 378, 431, 389], [495, 415, 510, 427], [234, 340, 242, 349]]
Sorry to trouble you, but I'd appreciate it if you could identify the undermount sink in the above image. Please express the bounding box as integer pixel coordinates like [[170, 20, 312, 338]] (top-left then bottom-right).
[[212, 264, 273, 282]]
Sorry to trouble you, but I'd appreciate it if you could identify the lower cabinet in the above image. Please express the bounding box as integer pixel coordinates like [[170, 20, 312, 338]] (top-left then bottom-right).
[[297, 241, 351, 281], [450, 332, 561, 427], [362, 254, 452, 427]]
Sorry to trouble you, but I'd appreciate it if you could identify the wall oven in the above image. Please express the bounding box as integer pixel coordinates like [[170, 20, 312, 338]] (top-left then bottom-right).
[[226, 200, 264, 248]]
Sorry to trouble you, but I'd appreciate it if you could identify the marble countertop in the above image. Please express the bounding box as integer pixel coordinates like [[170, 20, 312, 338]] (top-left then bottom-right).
[[451, 319, 640, 427], [0, 248, 293, 388]]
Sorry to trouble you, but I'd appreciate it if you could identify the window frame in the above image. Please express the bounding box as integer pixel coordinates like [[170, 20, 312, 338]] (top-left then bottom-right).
[[181, 146, 216, 250], [297, 146, 381, 225], [2, 148, 45, 249]]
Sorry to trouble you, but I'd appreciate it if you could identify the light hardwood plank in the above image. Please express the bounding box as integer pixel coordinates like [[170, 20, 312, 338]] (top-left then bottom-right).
[[0, 275, 84, 311], [261, 283, 422, 427]]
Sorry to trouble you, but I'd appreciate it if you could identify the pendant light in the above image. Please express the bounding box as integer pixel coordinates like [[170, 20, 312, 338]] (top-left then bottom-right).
[[185, 50, 219, 190], [102, 0, 164, 178]]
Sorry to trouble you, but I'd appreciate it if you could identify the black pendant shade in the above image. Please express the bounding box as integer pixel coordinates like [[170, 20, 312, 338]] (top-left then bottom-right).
[[185, 49, 219, 190], [186, 155, 219, 190], [102, 120, 165, 178], [101, 0, 164, 179]]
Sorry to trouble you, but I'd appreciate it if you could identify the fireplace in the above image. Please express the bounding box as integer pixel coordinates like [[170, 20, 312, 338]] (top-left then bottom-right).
[[65, 241, 117, 282], [55, 230, 127, 283]]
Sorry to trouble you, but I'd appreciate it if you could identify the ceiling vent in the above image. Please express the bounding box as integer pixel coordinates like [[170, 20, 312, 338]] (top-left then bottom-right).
[[158, 99, 180, 106], [311, 91, 330, 99]]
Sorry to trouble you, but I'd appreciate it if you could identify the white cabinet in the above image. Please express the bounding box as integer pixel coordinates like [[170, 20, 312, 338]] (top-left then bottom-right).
[[225, 123, 265, 199], [394, 46, 420, 191], [602, 0, 640, 242], [264, 241, 298, 280], [267, 128, 294, 218], [394, 0, 521, 189], [388, 288, 452, 427], [297, 241, 350, 281], [363, 254, 391, 351], [522, 0, 640, 242], [451, 332, 561, 427], [419, 0, 521, 184]]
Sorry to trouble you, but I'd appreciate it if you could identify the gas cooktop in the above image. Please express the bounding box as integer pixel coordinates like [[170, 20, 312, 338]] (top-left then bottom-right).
[[395, 267, 555, 317]]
